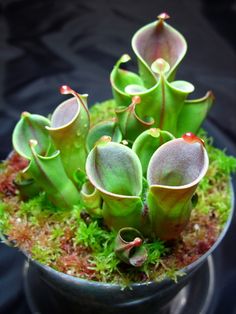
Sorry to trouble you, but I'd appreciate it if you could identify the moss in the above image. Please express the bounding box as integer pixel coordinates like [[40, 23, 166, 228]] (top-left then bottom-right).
[[50, 227, 65, 241], [0, 201, 10, 233], [89, 99, 116, 126], [0, 101, 235, 286], [31, 243, 62, 266], [90, 243, 119, 282], [144, 241, 168, 265], [74, 220, 115, 251], [197, 129, 235, 225]]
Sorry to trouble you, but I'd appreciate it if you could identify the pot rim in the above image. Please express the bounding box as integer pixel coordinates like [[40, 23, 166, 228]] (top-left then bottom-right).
[[22, 179, 234, 289]]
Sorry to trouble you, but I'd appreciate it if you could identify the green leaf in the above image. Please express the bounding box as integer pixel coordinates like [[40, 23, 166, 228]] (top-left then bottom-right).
[[151, 58, 170, 75], [115, 96, 154, 143], [134, 67, 195, 135], [132, 14, 187, 85], [177, 91, 214, 136], [111, 56, 196, 136], [132, 128, 175, 175], [46, 86, 90, 180], [110, 54, 144, 105], [12, 112, 51, 159], [81, 181, 102, 217], [86, 140, 144, 231], [87, 119, 122, 151], [13, 171, 41, 200], [27, 140, 81, 209], [147, 137, 209, 240], [110, 16, 211, 137], [87, 141, 142, 196]]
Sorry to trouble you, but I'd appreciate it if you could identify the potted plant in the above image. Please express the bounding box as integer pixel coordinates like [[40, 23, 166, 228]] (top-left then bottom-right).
[[0, 13, 235, 314]]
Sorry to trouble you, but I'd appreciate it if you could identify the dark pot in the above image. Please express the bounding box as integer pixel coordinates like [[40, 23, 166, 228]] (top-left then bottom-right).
[[22, 180, 234, 314], [24, 257, 217, 314]]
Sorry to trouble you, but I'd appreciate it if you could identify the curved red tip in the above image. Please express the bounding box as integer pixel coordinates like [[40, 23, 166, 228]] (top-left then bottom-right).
[[182, 132, 205, 146], [60, 85, 74, 95], [158, 12, 170, 20], [122, 237, 143, 251], [132, 95, 141, 105], [132, 237, 143, 247]]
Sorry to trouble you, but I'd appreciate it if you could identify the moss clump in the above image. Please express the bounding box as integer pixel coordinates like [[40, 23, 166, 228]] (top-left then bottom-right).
[[89, 99, 116, 126], [0, 201, 10, 235], [0, 101, 235, 286], [197, 130, 236, 225]]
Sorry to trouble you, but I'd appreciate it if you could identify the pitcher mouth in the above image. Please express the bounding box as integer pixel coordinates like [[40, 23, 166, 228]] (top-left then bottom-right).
[[147, 138, 209, 190]]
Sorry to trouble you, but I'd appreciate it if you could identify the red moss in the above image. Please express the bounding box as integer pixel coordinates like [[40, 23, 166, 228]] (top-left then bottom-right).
[[8, 218, 33, 252], [59, 227, 75, 254], [7, 152, 28, 172], [165, 210, 219, 268], [56, 248, 96, 280], [0, 152, 28, 197], [54, 226, 96, 279]]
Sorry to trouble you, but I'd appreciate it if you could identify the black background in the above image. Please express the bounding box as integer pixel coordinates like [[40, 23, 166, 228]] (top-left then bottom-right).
[[0, 0, 236, 313]]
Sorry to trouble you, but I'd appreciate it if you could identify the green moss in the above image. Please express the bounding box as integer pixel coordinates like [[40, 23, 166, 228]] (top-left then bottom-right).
[[19, 193, 57, 216], [74, 220, 121, 282], [196, 129, 235, 225], [144, 241, 168, 265], [90, 243, 119, 282], [0, 201, 10, 233], [50, 227, 65, 241], [75, 220, 115, 251], [199, 129, 236, 175], [89, 99, 116, 125], [163, 268, 185, 283], [31, 243, 61, 265], [139, 240, 170, 280]]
